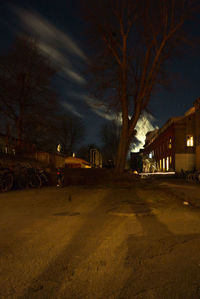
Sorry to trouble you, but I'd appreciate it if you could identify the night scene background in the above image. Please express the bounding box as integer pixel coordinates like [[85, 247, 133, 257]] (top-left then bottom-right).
[[0, 0, 199, 152], [1, 2, 200, 297]]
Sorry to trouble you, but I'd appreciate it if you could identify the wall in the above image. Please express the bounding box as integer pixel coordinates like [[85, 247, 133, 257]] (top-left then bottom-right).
[[196, 145, 200, 170], [53, 154, 66, 168], [175, 153, 195, 172], [194, 98, 200, 170], [35, 152, 50, 165], [174, 114, 195, 153], [144, 123, 175, 171]]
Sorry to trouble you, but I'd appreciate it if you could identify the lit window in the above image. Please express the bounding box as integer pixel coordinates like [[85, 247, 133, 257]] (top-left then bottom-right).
[[166, 157, 169, 171], [169, 156, 172, 164], [160, 159, 162, 170], [187, 136, 194, 147], [163, 158, 165, 171], [168, 138, 172, 149], [149, 152, 152, 158]]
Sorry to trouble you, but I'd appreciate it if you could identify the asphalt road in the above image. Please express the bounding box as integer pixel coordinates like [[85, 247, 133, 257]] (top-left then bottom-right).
[[1, 180, 200, 298]]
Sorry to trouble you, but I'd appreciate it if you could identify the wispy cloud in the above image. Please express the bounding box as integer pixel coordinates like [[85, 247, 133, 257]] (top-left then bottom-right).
[[61, 102, 84, 118], [69, 92, 118, 120], [11, 5, 86, 84], [82, 95, 117, 120], [63, 68, 86, 84]]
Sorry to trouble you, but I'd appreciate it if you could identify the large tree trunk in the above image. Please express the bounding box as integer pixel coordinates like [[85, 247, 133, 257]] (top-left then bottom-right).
[[115, 108, 141, 173], [115, 123, 129, 173], [114, 31, 130, 173]]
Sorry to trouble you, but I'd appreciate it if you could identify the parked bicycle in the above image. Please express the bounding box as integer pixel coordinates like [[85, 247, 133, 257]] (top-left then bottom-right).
[[0, 163, 49, 192], [38, 169, 49, 186], [0, 167, 13, 192], [177, 168, 200, 184], [186, 170, 200, 184], [26, 167, 42, 188]]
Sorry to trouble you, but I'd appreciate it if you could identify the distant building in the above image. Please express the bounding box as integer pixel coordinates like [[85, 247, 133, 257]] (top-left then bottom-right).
[[143, 97, 200, 172], [0, 132, 36, 156], [90, 148, 102, 168], [0, 133, 18, 155], [65, 156, 91, 168]]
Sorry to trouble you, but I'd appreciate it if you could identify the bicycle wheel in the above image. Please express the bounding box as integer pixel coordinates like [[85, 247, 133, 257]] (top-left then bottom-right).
[[0, 172, 14, 192], [29, 174, 41, 188], [17, 173, 28, 189], [39, 172, 48, 186]]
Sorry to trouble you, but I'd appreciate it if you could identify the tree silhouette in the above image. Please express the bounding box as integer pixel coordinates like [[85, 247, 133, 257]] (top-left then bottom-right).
[[99, 120, 120, 167], [82, 0, 197, 172], [58, 113, 85, 155], [0, 35, 58, 151]]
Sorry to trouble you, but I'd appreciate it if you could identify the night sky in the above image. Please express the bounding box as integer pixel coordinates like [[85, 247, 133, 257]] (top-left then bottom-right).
[[1, 0, 200, 152]]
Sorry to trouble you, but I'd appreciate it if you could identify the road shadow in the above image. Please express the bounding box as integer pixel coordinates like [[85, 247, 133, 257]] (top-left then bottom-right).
[[12, 185, 200, 299], [117, 187, 200, 299], [18, 188, 122, 298]]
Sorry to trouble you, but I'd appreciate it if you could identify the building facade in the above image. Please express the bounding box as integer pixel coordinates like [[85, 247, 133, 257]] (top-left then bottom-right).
[[89, 148, 102, 168], [143, 97, 200, 172]]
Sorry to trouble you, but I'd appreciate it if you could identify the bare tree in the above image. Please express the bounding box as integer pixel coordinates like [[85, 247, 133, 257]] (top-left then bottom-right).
[[0, 35, 58, 151], [23, 110, 59, 152], [99, 120, 121, 167], [82, 0, 197, 172], [58, 113, 85, 155]]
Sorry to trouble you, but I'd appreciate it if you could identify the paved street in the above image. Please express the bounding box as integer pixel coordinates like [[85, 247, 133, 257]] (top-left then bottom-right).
[[1, 179, 200, 298]]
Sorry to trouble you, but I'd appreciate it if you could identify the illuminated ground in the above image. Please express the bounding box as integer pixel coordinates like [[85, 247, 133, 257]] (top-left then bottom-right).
[[1, 179, 200, 298]]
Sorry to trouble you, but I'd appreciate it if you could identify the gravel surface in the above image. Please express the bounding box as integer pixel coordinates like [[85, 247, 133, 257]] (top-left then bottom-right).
[[0, 179, 200, 298]]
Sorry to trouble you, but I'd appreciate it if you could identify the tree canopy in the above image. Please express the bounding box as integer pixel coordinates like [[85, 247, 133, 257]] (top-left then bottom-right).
[[82, 0, 198, 172], [57, 113, 85, 155], [0, 35, 58, 151]]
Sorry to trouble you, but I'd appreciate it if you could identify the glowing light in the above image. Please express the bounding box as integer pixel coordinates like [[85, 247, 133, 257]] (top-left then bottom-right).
[[187, 136, 193, 147], [166, 157, 169, 171], [140, 172, 175, 177], [168, 138, 172, 149], [132, 112, 158, 152], [57, 144, 61, 152], [163, 158, 165, 171]]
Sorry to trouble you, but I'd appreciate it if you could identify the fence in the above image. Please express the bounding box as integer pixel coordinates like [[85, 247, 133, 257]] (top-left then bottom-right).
[[24, 152, 66, 168]]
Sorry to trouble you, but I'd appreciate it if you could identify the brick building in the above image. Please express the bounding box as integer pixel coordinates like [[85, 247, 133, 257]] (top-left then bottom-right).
[[143, 97, 200, 172]]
